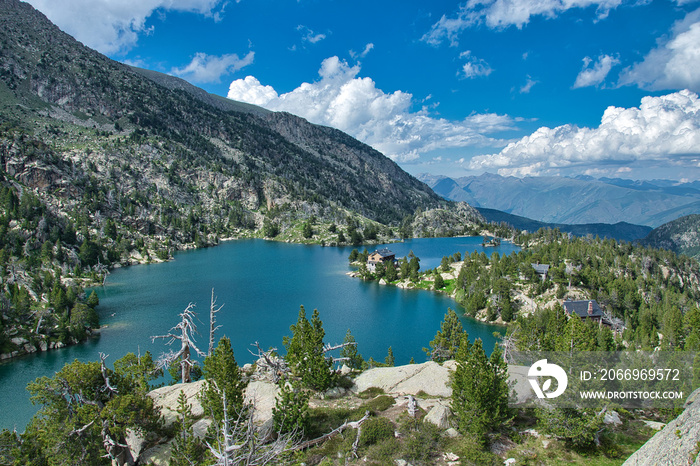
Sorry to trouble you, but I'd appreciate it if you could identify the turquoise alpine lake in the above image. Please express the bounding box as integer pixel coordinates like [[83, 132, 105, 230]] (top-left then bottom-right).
[[0, 236, 519, 430]]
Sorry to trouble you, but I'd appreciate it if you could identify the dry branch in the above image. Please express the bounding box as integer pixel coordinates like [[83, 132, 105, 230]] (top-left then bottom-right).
[[249, 342, 289, 383], [293, 411, 370, 451]]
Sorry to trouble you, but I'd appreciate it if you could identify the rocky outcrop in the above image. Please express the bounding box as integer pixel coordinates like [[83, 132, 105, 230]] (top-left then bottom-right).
[[138, 378, 279, 464], [409, 202, 484, 238], [244, 380, 280, 425], [623, 388, 700, 465], [353, 361, 534, 405], [352, 361, 458, 397], [641, 214, 700, 261], [148, 380, 207, 427], [424, 403, 453, 429]]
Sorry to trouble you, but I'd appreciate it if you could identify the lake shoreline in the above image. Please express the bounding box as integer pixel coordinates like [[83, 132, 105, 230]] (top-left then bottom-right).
[[346, 265, 510, 327], [0, 237, 511, 431]]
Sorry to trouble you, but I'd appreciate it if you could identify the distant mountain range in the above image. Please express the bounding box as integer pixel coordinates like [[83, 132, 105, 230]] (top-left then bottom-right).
[[476, 207, 653, 242], [419, 173, 700, 228]]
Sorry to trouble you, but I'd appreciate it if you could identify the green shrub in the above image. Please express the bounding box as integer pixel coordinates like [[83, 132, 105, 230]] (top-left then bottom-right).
[[336, 375, 354, 390], [402, 422, 442, 464], [453, 433, 501, 465], [360, 417, 395, 446], [362, 395, 395, 413], [366, 437, 401, 464]]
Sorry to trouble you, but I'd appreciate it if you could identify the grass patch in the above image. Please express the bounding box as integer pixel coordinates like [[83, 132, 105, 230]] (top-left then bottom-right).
[[443, 279, 456, 294], [306, 394, 395, 439], [365, 437, 402, 465], [358, 387, 385, 399], [362, 395, 395, 413]]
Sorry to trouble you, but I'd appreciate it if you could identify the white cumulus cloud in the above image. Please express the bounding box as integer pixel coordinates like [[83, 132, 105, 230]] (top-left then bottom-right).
[[170, 51, 254, 83], [619, 9, 700, 93], [26, 0, 226, 54], [469, 90, 700, 176], [422, 0, 624, 45], [227, 56, 516, 162], [459, 51, 493, 79], [573, 54, 619, 88]]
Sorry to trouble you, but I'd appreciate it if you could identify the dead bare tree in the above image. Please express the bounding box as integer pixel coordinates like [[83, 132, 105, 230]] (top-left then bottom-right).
[[209, 288, 224, 356], [33, 308, 50, 334], [322, 341, 357, 367], [99, 352, 118, 396], [152, 303, 205, 383], [499, 329, 518, 364], [207, 392, 301, 466], [249, 342, 289, 383], [407, 395, 417, 419], [93, 260, 109, 286], [248, 339, 356, 384]]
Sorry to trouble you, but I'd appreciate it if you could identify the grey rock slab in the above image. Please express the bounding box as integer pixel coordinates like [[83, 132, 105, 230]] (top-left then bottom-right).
[[424, 403, 453, 429], [603, 410, 622, 426], [623, 388, 700, 466], [352, 361, 453, 397], [148, 380, 206, 427], [244, 380, 280, 425]]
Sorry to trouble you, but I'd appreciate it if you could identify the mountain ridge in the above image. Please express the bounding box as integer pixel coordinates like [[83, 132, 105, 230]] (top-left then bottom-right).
[[0, 0, 486, 360], [476, 207, 652, 242], [128, 65, 272, 117], [0, 0, 450, 227], [640, 214, 700, 260], [420, 173, 700, 227]]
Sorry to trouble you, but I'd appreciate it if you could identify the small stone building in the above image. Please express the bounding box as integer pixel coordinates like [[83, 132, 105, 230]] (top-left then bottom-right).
[[531, 263, 550, 281], [367, 248, 396, 272], [562, 299, 612, 327]]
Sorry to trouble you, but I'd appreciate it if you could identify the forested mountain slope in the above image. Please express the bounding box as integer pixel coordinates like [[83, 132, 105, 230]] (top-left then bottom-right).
[[0, 0, 483, 358], [640, 214, 700, 260]]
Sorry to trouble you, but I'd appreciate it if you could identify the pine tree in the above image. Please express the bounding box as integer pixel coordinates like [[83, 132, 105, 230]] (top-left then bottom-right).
[[662, 306, 683, 349], [200, 336, 247, 424], [440, 255, 451, 272], [684, 307, 700, 351], [536, 406, 603, 450], [556, 314, 597, 353], [409, 256, 420, 282], [170, 391, 206, 465], [340, 329, 364, 370], [113, 351, 162, 392], [426, 308, 465, 362], [302, 222, 313, 239], [283, 306, 335, 390], [384, 262, 398, 282], [86, 290, 99, 309], [385, 346, 395, 366], [433, 271, 445, 290], [451, 335, 510, 443], [272, 378, 310, 436], [25, 356, 161, 465]]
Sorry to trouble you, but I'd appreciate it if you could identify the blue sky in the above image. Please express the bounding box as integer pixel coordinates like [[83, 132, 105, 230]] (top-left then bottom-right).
[[28, 0, 700, 181]]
